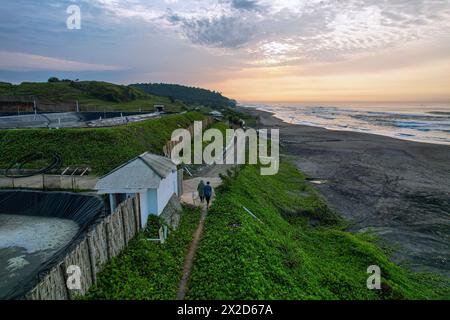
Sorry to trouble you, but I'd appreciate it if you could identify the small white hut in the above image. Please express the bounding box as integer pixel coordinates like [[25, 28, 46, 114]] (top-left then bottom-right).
[[209, 111, 223, 117], [95, 152, 180, 228]]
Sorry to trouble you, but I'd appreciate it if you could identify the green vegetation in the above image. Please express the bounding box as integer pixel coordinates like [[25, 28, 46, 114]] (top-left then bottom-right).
[[223, 107, 257, 128], [186, 161, 449, 300], [85, 205, 201, 300], [207, 121, 229, 136], [83, 159, 448, 300], [0, 80, 186, 112], [70, 81, 147, 103], [0, 112, 204, 175], [131, 83, 237, 108]]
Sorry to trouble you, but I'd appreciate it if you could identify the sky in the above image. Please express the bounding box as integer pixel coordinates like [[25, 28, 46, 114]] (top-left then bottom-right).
[[1, 0, 450, 103]]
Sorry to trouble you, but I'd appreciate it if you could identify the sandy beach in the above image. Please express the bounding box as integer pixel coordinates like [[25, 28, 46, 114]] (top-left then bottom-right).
[[239, 107, 450, 277]]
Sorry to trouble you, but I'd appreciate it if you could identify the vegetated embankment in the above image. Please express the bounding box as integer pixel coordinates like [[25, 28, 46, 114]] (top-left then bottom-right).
[[185, 161, 449, 300], [0, 112, 205, 175]]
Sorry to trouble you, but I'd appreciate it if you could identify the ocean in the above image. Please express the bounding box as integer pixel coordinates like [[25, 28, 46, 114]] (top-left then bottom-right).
[[243, 103, 450, 145]]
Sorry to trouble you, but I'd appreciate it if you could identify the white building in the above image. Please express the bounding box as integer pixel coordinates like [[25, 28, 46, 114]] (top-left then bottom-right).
[[95, 152, 180, 228], [209, 111, 223, 117]]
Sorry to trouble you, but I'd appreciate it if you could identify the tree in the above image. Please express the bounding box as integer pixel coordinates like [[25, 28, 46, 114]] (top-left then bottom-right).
[[48, 77, 60, 83]]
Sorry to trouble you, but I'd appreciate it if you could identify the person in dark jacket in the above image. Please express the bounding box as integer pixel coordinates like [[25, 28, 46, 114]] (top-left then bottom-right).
[[204, 181, 213, 208], [197, 180, 205, 203]]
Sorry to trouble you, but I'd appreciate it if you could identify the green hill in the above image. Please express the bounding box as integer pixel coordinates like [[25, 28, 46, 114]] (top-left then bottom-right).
[[131, 83, 237, 108], [0, 112, 204, 175], [0, 80, 186, 112]]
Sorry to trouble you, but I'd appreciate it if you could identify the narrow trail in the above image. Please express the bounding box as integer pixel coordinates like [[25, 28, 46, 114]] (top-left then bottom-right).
[[176, 137, 237, 300], [176, 204, 208, 300], [176, 164, 232, 300]]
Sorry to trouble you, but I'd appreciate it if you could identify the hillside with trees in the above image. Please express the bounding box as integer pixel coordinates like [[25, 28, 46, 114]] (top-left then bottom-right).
[[0, 79, 186, 112], [131, 83, 237, 108]]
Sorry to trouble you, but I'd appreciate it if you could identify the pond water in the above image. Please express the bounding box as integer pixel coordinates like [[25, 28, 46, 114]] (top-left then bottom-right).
[[0, 214, 79, 299]]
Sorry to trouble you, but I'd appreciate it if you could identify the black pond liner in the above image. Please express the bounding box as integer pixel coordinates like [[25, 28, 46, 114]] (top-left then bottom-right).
[[0, 190, 107, 300]]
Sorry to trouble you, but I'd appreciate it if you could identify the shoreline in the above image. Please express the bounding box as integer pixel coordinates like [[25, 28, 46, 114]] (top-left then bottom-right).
[[240, 105, 450, 147], [237, 106, 450, 277]]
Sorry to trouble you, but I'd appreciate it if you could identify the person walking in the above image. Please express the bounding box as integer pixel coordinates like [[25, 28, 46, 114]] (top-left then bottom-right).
[[197, 180, 205, 203], [204, 181, 213, 209]]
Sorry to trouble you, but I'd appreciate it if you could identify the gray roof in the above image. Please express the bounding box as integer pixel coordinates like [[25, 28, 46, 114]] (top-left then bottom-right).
[[95, 152, 177, 191], [138, 153, 177, 178]]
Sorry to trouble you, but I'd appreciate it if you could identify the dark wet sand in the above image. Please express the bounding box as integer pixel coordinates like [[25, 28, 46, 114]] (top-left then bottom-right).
[[239, 107, 450, 277]]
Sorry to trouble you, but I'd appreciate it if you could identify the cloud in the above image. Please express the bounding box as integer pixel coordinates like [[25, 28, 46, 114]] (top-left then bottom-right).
[[0, 51, 123, 72], [167, 13, 256, 48], [88, 0, 450, 65], [230, 0, 262, 11], [1, 0, 450, 98]]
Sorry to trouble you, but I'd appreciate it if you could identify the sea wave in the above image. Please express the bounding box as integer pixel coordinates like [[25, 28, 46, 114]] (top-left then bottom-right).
[[243, 104, 450, 145]]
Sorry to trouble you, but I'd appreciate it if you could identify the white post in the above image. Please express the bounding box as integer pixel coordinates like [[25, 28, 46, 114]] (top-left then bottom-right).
[[139, 191, 148, 228], [109, 194, 117, 213], [33, 99, 37, 120]]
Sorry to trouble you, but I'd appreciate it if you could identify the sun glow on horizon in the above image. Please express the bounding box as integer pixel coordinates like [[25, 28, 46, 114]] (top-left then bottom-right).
[[205, 40, 450, 104], [1, 0, 450, 103]]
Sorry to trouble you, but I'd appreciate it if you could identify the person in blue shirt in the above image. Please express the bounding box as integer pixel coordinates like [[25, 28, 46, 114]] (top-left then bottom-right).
[[204, 181, 213, 208]]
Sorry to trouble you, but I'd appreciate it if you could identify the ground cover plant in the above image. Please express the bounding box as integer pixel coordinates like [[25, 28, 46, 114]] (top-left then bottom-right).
[[85, 205, 201, 300], [186, 161, 449, 300]]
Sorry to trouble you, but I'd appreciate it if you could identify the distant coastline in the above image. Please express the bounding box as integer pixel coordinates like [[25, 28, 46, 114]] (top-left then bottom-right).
[[240, 103, 450, 146]]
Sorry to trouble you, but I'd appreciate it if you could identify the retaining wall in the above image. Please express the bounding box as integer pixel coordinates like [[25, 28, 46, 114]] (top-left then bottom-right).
[[163, 117, 214, 157], [0, 175, 98, 191]]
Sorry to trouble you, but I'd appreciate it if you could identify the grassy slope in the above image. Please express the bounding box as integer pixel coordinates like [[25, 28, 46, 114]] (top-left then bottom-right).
[[0, 81, 186, 112], [0, 112, 204, 175], [85, 206, 201, 300], [186, 161, 449, 300]]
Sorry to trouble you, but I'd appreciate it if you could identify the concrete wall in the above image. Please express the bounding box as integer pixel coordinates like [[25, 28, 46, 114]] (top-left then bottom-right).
[[139, 187, 158, 228], [156, 171, 178, 215], [24, 196, 141, 300], [147, 188, 158, 215], [0, 175, 98, 191], [160, 194, 183, 230], [138, 170, 178, 228]]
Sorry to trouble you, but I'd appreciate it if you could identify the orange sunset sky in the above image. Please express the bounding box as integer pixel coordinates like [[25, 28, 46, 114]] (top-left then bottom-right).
[[1, 0, 450, 104]]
